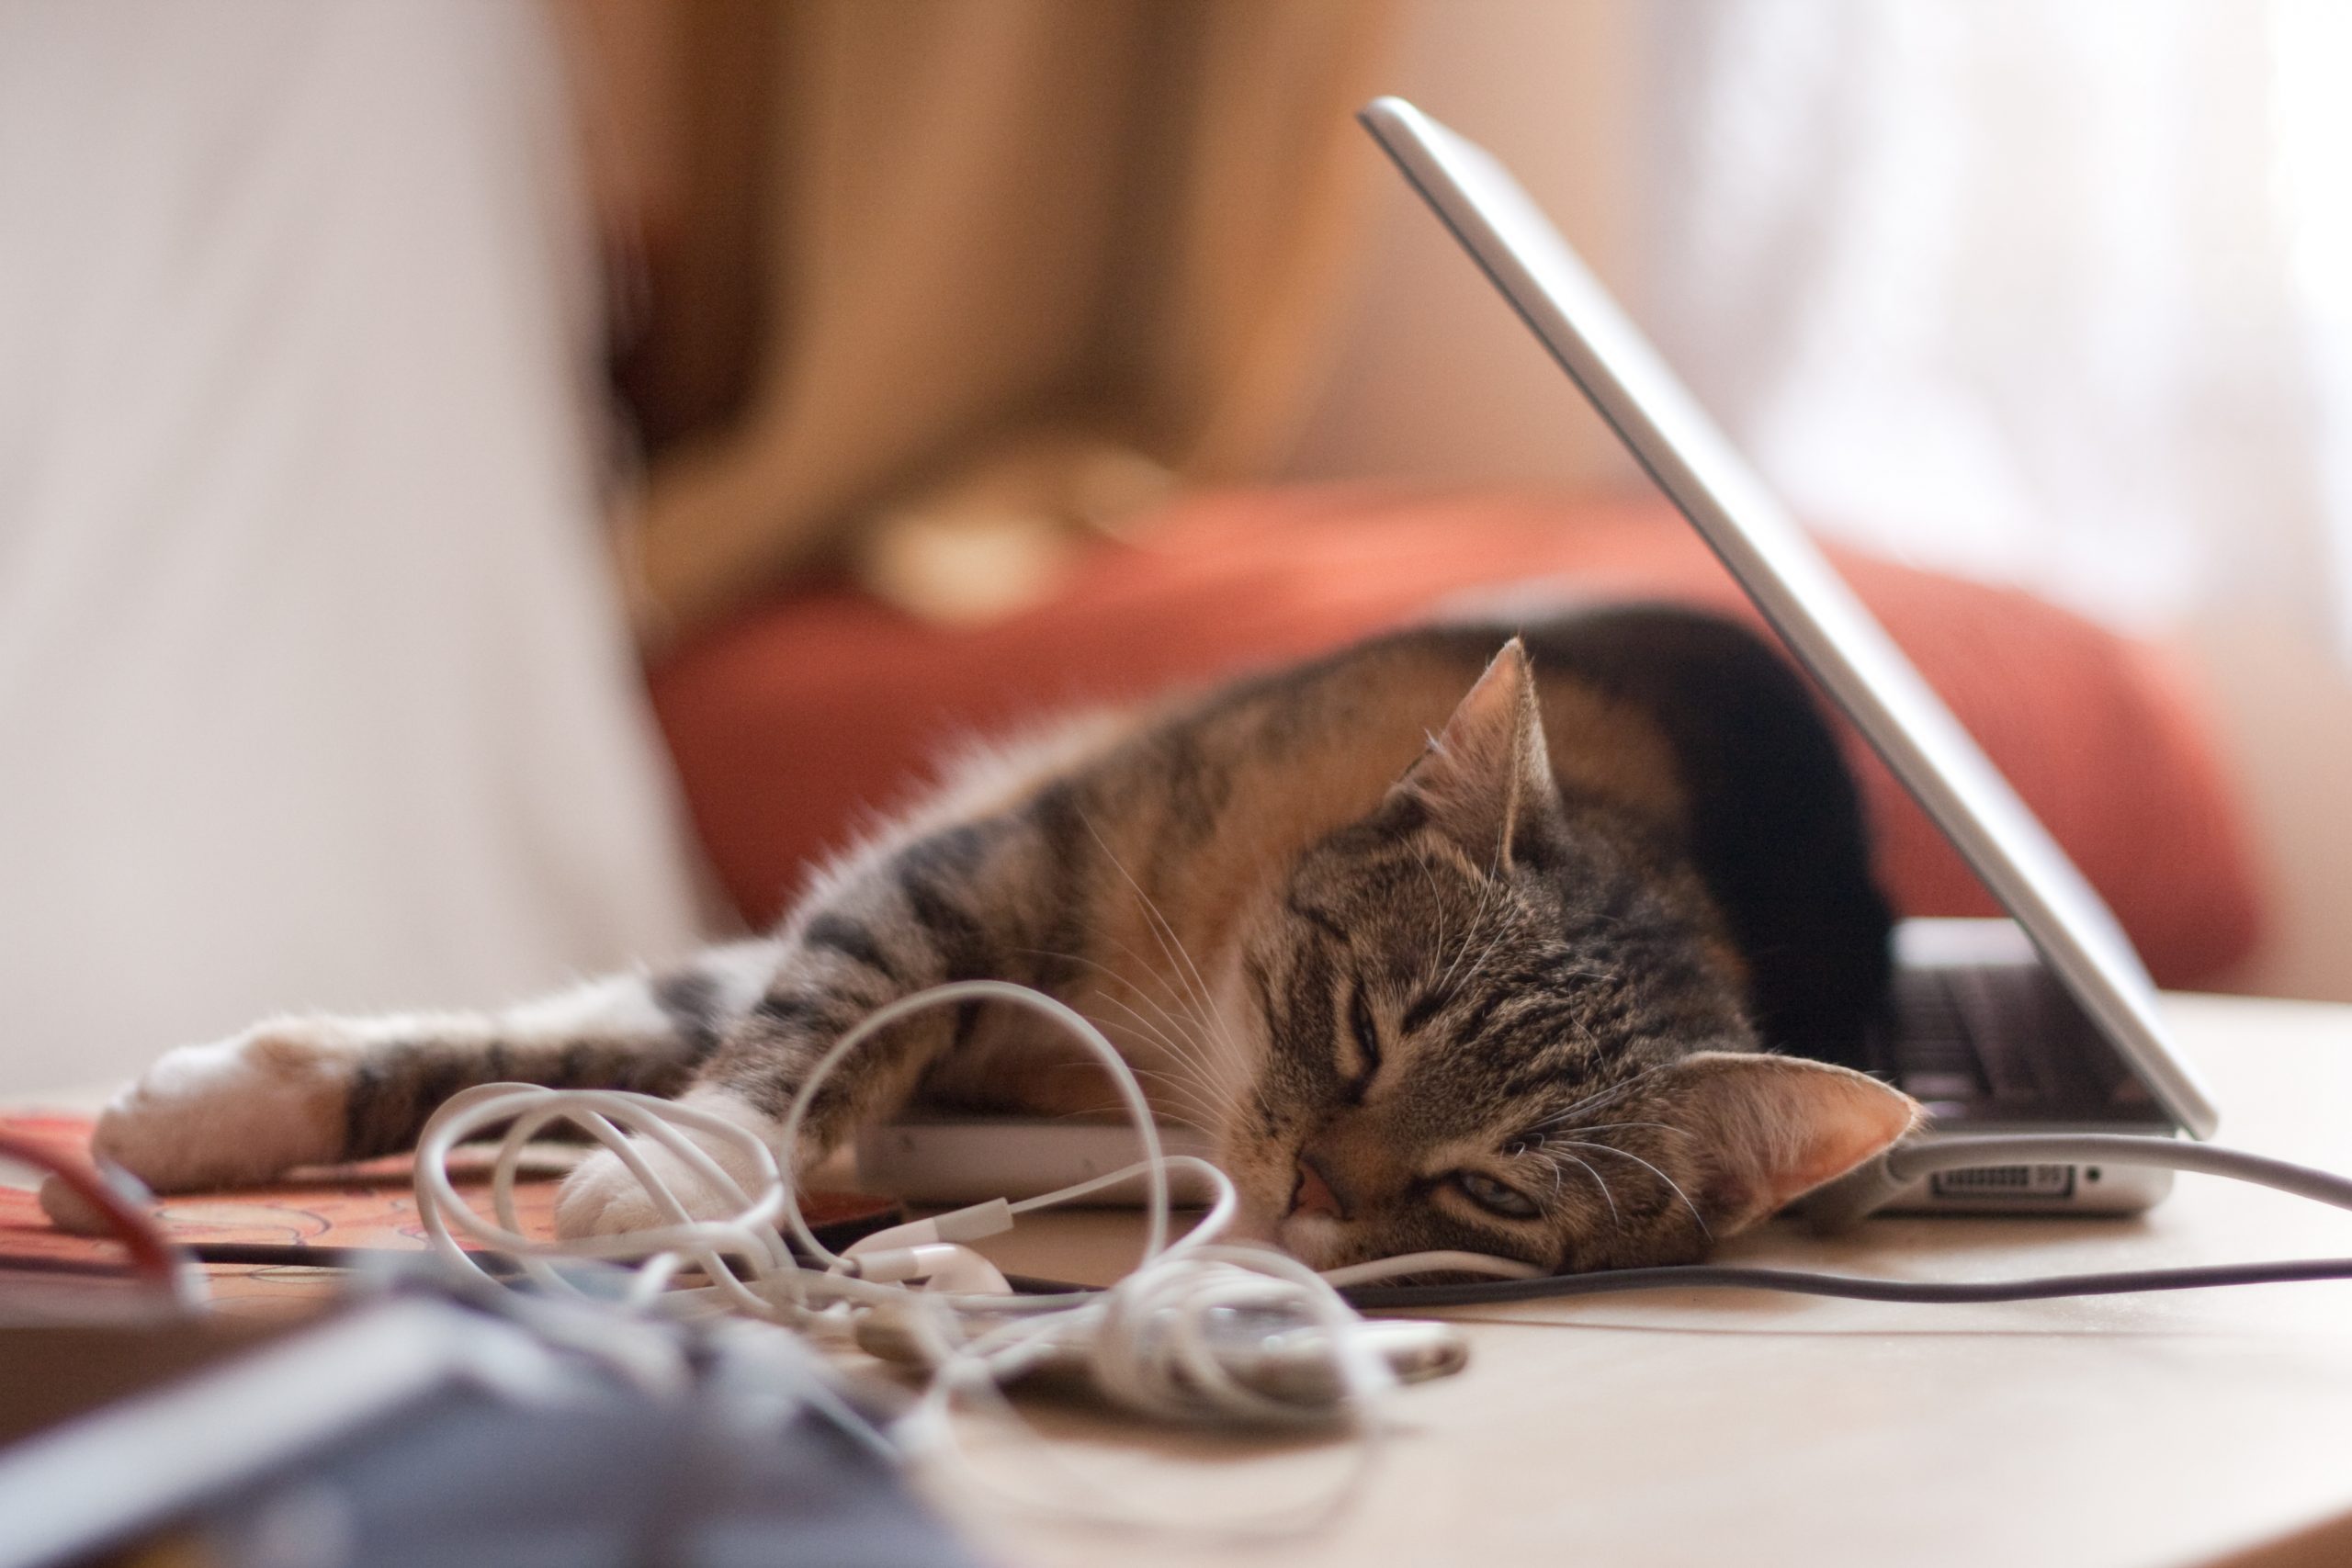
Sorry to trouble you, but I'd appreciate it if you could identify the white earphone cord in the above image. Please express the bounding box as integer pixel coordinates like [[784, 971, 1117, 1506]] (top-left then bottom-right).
[[411, 980, 1532, 1540], [412, 981, 2352, 1533]]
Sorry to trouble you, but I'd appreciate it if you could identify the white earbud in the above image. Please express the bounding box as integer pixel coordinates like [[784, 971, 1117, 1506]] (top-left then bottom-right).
[[837, 1240, 1012, 1295]]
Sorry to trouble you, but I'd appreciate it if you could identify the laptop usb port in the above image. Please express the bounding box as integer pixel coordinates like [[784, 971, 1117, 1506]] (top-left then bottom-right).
[[1930, 1164, 2076, 1199]]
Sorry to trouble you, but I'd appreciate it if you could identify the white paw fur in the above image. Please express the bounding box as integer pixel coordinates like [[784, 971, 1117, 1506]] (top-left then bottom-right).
[[82, 1019, 359, 1194], [554, 1109, 776, 1241]]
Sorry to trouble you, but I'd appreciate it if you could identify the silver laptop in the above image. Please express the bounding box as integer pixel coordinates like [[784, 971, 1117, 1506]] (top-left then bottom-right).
[[1358, 96, 2215, 1215]]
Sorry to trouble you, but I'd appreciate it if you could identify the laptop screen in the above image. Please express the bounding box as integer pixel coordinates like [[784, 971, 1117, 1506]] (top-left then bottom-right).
[[1359, 96, 2217, 1138]]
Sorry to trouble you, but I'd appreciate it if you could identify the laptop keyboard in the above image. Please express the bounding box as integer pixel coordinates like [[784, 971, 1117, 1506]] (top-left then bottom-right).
[[1881, 961, 2122, 1116]]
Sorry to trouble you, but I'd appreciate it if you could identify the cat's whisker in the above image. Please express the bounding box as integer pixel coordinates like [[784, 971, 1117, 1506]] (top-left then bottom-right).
[[1110, 1068, 1227, 1131], [1412, 852, 1453, 998], [1083, 897, 1251, 1100], [1434, 918, 1474, 998], [1088, 985, 1199, 1062], [1086, 973, 1234, 1081], [1547, 1149, 1621, 1224], [1091, 1038, 1220, 1102], [1025, 976, 1225, 1106], [1017, 965, 1243, 1125], [1015, 943, 1202, 1047], [1136, 909, 1251, 1084], [1453, 900, 1521, 998], [1015, 942, 1239, 1098], [1088, 933, 1227, 1061], [1524, 1059, 1684, 1135], [1025, 1033, 1227, 1128], [1098, 995, 1248, 1118], [1551, 1138, 1711, 1238], [1057, 889, 1227, 1053], [1544, 1120, 1689, 1141], [1109, 1050, 1235, 1132], [1102, 1054, 1229, 1125], [1436, 870, 1505, 996], [1077, 814, 1220, 1020], [1054, 1098, 1217, 1137], [1070, 815, 1255, 1091]]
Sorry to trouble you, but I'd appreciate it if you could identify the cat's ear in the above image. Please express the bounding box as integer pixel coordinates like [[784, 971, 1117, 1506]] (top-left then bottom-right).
[[1658, 1052, 1920, 1235], [1390, 638, 1564, 870]]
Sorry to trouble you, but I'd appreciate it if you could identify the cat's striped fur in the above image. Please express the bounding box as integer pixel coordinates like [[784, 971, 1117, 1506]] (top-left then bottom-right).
[[87, 607, 1917, 1271]]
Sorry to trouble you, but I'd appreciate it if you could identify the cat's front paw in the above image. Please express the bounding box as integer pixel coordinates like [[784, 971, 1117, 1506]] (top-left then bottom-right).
[[85, 1021, 357, 1194], [554, 1135, 769, 1241], [554, 1091, 786, 1241]]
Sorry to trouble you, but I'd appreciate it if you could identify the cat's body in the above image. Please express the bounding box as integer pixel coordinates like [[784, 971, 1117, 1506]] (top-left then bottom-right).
[[88, 607, 1917, 1273]]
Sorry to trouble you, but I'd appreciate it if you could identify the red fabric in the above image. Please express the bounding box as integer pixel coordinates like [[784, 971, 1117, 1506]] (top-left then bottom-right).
[[649, 487, 2263, 987]]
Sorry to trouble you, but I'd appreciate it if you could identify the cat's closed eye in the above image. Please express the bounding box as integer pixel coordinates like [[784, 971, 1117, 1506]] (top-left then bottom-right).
[[1452, 1169, 1542, 1220], [1344, 987, 1382, 1091]]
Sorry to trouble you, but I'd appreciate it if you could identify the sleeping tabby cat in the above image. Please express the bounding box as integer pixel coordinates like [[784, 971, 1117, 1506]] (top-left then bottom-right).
[[83, 607, 1917, 1273]]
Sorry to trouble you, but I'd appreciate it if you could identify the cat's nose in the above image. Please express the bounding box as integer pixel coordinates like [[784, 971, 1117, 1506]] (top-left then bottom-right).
[[1289, 1154, 1350, 1222]]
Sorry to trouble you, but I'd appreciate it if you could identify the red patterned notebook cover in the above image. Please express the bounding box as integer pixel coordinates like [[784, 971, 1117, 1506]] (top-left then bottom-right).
[[0, 1112, 893, 1280]]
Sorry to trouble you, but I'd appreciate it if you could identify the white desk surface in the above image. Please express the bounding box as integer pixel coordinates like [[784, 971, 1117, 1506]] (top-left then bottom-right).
[[938, 994, 2352, 1568]]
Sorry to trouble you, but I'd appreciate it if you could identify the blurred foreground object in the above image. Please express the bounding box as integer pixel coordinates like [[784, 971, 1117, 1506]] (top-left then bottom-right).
[[0, 1290, 966, 1568]]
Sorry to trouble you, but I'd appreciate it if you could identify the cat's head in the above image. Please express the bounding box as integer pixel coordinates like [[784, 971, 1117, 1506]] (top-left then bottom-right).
[[1225, 639, 1917, 1273]]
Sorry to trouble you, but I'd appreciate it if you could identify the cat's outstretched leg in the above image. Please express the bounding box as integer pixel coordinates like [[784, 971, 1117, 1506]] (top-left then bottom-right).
[[86, 731, 1133, 1241], [81, 940, 782, 1196]]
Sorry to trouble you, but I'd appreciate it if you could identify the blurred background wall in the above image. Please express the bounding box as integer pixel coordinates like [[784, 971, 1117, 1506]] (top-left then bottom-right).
[[1285, 0, 1640, 492], [3, 0, 2346, 1096]]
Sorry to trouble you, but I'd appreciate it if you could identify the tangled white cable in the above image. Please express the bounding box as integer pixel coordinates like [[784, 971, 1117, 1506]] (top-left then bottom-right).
[[412, 979, 1537, 1536]]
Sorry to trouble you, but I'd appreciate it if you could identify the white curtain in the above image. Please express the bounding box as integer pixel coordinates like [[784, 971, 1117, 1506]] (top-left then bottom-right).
[[0, 1, 705, 1095], [1639, 0, 2352, 655]]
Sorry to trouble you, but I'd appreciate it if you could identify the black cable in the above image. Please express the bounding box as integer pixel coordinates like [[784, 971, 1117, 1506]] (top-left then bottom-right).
[[1342, 1256, 2352, 1311], [1350, 1134, 2352, 1310]]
